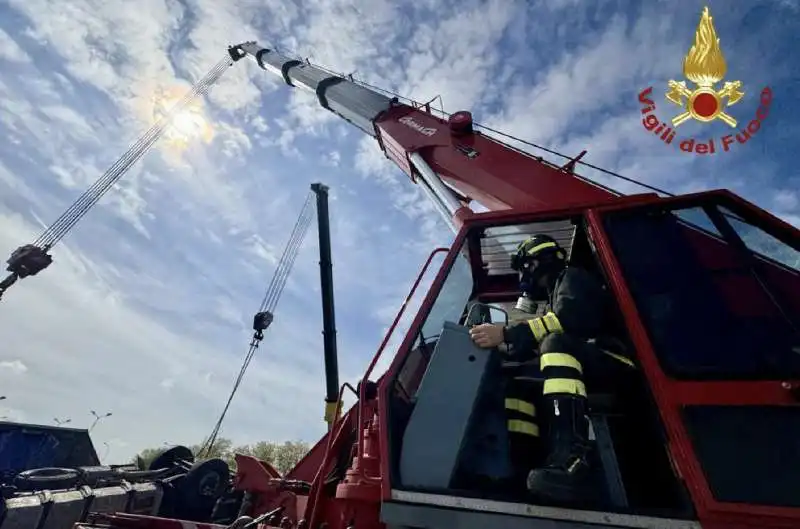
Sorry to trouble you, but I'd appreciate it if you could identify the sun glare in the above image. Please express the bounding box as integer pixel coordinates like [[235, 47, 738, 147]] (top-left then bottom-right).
[[152, 87, 213, 148]]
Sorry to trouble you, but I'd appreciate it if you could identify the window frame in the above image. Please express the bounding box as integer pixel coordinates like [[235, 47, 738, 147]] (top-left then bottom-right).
[[377, 230, 472, 496], [376, 187, 800, 524], [586, 188, 800, 523]]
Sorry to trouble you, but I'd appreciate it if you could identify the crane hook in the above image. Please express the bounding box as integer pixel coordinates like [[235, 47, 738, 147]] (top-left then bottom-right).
[[0, 244, 53, 300]]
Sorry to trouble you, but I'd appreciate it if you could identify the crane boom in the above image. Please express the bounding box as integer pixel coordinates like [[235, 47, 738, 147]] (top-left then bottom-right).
[[232, 42, 616, 228]]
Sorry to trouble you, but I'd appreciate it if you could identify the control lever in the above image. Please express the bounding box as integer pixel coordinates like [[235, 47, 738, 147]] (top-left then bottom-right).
[[465, 302, 509, 327]]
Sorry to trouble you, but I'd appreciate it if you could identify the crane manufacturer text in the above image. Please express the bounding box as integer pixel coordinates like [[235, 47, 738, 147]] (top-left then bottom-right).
[[399, 116, 438, 137]]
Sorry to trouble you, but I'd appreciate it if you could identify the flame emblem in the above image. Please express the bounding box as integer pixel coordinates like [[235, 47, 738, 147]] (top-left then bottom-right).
[[665, 7, 744, 128]]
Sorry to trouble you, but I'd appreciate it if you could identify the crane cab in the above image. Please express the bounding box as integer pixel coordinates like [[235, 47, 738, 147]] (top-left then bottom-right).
[[376, 189, 800, 529]]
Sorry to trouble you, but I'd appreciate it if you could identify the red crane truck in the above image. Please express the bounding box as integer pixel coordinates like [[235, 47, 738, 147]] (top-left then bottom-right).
[[76, 40, 800, 529]]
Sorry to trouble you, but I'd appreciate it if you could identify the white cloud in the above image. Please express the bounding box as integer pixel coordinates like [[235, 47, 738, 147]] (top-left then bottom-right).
[[774, 189, 798, 211], [325, 150, 341, 167], [0, 210, 331, 462], [0, 27, 30, 63], [0, 359, 28, 375], [398, 0, 519, 112]]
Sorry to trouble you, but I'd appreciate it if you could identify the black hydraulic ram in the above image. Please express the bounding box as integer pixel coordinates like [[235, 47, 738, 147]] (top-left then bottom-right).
[[310, 183, 340, 428]]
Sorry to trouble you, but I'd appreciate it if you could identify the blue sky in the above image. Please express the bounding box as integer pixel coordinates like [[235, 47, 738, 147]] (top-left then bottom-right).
[[0, 0, 797, 463]]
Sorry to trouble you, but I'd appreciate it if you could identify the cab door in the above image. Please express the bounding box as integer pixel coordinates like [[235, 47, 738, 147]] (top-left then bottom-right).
[[588, 190, 800, 528]]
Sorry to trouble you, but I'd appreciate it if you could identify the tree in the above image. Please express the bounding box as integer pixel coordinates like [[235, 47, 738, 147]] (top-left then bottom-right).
[[229, 440, 310, 474], [133, 438, 235, 469], [274, 441, 310, 474], [190, 437, 234, 461], [133, 438, 310, 475]]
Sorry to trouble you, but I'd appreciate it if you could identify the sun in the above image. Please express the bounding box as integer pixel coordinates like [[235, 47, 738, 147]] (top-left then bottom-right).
[[151, 87, 213, 148]]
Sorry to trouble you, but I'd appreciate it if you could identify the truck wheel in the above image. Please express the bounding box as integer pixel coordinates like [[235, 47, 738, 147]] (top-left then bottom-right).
[[14, 467, 81, 491], [150, 445, 195, 471], [181, 458, 230, 500], [177, 458, 230, 521]]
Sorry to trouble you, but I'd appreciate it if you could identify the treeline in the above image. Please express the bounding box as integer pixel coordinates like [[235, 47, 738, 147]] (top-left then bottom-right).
[[134, 438, 311, 475]]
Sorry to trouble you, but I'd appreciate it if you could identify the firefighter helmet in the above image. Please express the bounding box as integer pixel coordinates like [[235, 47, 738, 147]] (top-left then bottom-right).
[[511, 234, 566, 272]]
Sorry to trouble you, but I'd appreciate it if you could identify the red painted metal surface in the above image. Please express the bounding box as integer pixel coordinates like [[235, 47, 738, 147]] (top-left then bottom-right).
[[374, 106, 615, 212], [358, 247, 449, 477], [75, 513, 224, 529], [234, 453, 307, 523], [376, 237, 471, 502], [297, 185, 796, 529], [585, 190, 800, 529]]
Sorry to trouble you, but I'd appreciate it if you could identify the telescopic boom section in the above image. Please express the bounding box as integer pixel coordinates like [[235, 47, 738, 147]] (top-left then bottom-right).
[[232, 42, 615, 228]]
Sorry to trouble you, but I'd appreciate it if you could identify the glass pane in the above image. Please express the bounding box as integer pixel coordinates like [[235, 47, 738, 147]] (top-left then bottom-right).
[[419, 252, 473, 341], [720, 207, 800, 272], [673, 207, 723, 237], [603, 205, 800, 380], [684, 405, 800, 507], [394, 247, 474, 400]]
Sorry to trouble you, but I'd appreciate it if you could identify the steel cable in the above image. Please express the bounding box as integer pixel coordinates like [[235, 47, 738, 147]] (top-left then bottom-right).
[[256, 194, 313, 311], [260, 193, 315, 312], [264, 210, 314, 311], [39, 58, 232, 246], [201, 191, 316, 457], [34, 57, 234, 248]]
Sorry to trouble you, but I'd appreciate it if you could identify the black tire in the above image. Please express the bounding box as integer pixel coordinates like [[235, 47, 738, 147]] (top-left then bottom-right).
[[14, 467, 81, 491], [176, 458, 231, 521], [181, 458, 230, 501], [150, 445, 195, 471]]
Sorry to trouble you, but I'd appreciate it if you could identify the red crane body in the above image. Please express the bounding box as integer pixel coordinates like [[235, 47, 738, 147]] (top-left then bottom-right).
[[374, 106, 615, 212], [79, 42, 800, 529]]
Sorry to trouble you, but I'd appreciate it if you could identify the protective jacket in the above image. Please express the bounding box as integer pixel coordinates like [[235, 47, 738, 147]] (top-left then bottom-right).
[[503, 266, 606, 360]]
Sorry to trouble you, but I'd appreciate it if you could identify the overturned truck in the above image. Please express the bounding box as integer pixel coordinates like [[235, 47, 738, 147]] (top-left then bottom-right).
[[0, 421, 237, 528]]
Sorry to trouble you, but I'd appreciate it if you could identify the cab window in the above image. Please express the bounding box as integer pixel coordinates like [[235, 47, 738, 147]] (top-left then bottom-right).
[[603, 203, 800, 380], [393, 246, 474, 401]]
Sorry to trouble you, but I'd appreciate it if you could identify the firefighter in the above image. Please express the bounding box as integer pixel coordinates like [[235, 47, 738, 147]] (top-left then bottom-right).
[[469, 234, 627, 503], [477, 283, 548, 493]]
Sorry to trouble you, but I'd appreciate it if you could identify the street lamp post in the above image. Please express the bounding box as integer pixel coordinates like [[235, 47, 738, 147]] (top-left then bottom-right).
[[89, 410, 112, 432]]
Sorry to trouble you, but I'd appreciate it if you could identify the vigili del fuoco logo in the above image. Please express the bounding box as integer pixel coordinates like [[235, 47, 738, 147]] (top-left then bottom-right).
[[638, 6, 772, 155]]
